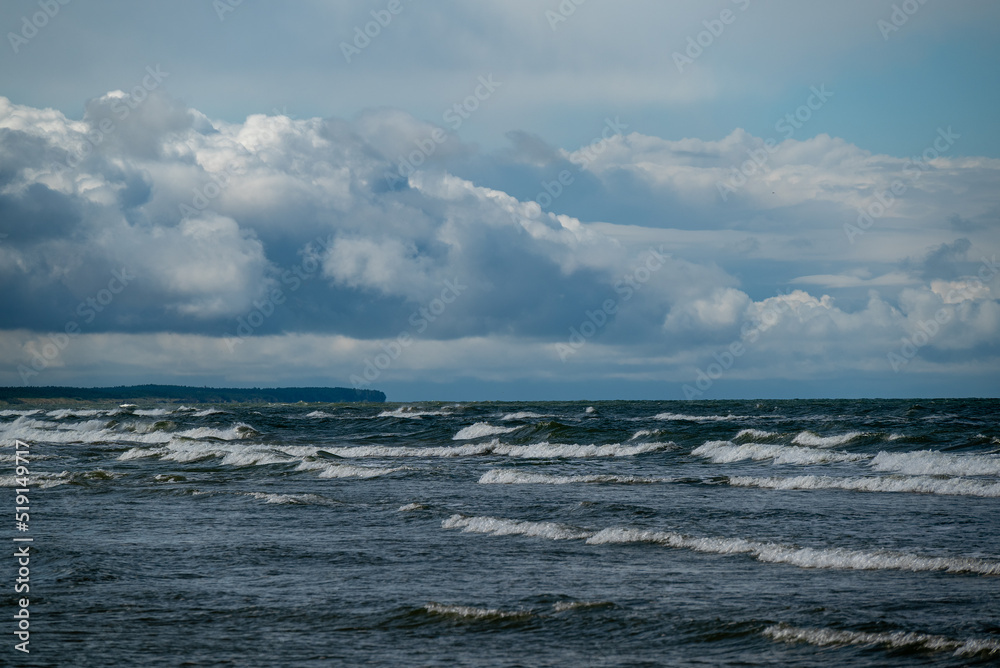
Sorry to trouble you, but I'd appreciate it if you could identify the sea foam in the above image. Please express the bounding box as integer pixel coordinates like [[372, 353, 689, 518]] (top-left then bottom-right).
[[443, 514, 1000, 575], [763, 623, 1000, 657], [478, 469, 664, 485], [729, 474, 1000, 498], [452, 422, 518, 440], [692, 440, 867, 465]]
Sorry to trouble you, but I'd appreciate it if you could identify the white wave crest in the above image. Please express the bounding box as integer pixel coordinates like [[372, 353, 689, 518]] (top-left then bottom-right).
[[193, 408, 226, 417], [763, 623, 1000, 657], [244, 492, 336, 505], [117, 447, 169, 461], [310, 440, 670, 459], [134, 408, 171, 416], [870, 450, 1000, 477], [729, 475, 1000, 498], [424, 602, 532, 620], [46, 408, 103, 419], [453, 422, 518, 440], [692, 440, 867, 465], [397, 502, 427, 512], [734, 429, 777, 440], [295, 460, 406, 478], [444, 514, 1000, 575], [584, 528, 1000, 574], [478, 469, 664, 485], [792, 431, 863, 447], [654, 413, 747, 422], [501, 411, 548, 421], [492, 441, 672, 458], [442, 514, 592, 540], [304, 410, 334, 418], [377, 407, 451, 419]]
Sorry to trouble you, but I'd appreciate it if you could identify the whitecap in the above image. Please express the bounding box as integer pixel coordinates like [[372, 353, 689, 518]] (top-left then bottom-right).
[[397, 502, 427, 512], [654, 412, 748, 422], [443, 514, 1000, 575], [453, 422, 518, 440], [870, 450, 1000, 477], [729, 475, 1000, 498], [501, 411, 548, 421], [442, 514, 592, 540], [423, 602, 532, 620], [763, 623, 1000, 657], [478, 469, 664, 485], [692, 440, 867, 465], [791, 431, 864, 447]]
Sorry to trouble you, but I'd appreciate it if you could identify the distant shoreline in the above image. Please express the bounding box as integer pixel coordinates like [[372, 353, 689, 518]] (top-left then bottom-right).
[[0, 385, 385, 405]]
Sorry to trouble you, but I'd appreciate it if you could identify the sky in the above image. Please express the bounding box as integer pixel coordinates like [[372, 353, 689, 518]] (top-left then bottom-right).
[[0, 0, 998, 401]]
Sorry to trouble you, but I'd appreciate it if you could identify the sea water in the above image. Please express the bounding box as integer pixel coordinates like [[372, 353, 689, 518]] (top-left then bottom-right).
[[1, 399, 998, 666]]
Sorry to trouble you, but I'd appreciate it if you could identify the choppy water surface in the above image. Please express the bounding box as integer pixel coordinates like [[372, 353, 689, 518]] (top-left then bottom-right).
[[2, 399, 998, 666]]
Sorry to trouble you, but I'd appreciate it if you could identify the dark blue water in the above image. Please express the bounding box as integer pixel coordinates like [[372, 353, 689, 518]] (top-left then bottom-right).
[[2, 399, 999, 666]]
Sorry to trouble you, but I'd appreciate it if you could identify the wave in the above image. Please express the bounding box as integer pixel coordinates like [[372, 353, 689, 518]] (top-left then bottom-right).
[[134, 408, 172, 416], [453, 422, 518, 440], [630, 428, 670, 441], [118, 447, 170, 461], [443, 514, 1000, 575], [734, 429, 778, 441], [0, 415, 258, 446], [0, 409, 41, 417], [295, 460, 406, 478], [653, 413, 748, 422], [193, 408, 226, 417], [46, 408, 104, 419], [870, 450, 1000, 477], [792, 431, 864, 447], [304, 410, 334, 418], [442, 514, 592, 540], [478, 469, 665, 485], [729, 475, 1000, 498], [501, 411, 549, 421], [306, 440, 671, 459], [377, 407, 451, 419], [692, 440, 867, 465], [397, 502, 427, 512], [244, 492, 337, 505], [423, 602, 533, 620], [763, 623, 1000, 657], [551, 600, 614, 612]]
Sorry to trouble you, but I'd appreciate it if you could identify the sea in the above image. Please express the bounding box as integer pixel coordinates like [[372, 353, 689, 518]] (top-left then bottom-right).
[[1, 398, 999, 667]]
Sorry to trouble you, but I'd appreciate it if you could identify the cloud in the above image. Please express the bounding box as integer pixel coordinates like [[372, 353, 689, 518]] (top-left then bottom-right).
[[0, 92, 997, 392]]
